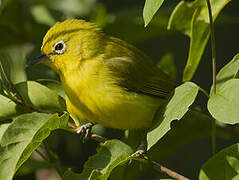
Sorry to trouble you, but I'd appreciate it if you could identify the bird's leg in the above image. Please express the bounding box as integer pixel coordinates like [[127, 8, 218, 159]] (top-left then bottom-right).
[[76, 123, 94, 143], [132, 131, 147, 156]]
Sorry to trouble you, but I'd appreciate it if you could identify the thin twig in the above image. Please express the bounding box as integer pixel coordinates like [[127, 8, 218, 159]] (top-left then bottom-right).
[[35, 148, 49, 162], [0, 58, 25, 102], [205, 0, 217, 155], [0, 57, 50, 114], [148, 158, 190, 180], [68, 122, 190, 179]]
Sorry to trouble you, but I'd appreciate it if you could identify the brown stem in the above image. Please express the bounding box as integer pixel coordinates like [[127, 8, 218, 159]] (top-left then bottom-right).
[[148, 159, 190, 180]]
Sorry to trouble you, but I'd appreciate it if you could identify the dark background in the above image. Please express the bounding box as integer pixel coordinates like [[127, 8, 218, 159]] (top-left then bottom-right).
[[0, 0, 238, 179]]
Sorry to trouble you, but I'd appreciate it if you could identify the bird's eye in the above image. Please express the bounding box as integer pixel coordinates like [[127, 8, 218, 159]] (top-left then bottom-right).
[[53, 40, 66, 54]]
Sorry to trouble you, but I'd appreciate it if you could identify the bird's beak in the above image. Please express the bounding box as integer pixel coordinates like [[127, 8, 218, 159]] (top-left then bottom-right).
[[26, 54, 49, 67]]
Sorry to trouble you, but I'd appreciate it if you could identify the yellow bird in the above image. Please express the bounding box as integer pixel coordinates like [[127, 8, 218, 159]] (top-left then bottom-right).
[[28, 19, 175, 153]]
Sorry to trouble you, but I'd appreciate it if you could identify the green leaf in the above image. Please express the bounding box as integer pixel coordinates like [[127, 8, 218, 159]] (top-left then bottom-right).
[[0, 123, 10, 140], [30, 5, 56, 26], [16, 81, 66, 113], [63, 140, 133, 180], [157, 53, 177, 80], [226, 156, 239, 174], [37, 79, 66, 99], [168, 0, 230, 81], [0, 95, 25, 121], [0, 112, 68, 180], [182, 9, 210, 81], [7, 45, 33, 83], [199, 143, 239, 180], [147, 82, 199, 150], [143, 0, 164, 27], [215, 53, 239, 91], [208, 79, 239, 124]]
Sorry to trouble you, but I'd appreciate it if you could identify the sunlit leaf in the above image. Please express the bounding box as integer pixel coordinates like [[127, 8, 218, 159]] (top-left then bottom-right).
[[37, 79, 66, 99], [143, 0, 165, 27], [215, 53, 239, 91], [147, 82, 199, 150], [0, 113, 69, 180], [168, 0, 231, 81], [16, 81, 66, 113], [199, 143, 239, 180], [0, 95, 25, 122], [0, 123, 10, 140], [208, 79, 239, 124], [63, 140, 133, 180]]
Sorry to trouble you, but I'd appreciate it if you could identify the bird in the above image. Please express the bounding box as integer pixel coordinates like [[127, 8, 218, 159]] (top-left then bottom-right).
[[27, 19, 176, 154]]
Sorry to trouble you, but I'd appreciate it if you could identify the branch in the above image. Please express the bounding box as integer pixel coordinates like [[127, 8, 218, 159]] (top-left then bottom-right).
[[0, 57, 50, 114], [147, 158, 190, 180], [205, 0, 217, 155], [68, 122, 190, 179]]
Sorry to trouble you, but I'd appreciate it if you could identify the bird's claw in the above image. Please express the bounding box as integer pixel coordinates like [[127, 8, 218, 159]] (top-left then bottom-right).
[[131, 149, 146, 157], [76, 123, 94, 142]]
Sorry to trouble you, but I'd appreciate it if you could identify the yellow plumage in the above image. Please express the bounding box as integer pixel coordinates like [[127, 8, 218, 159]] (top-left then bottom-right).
[[37, 19, 175, 130]]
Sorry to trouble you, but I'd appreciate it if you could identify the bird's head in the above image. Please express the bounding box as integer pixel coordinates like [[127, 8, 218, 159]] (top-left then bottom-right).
[[27, 19, 103, 73]]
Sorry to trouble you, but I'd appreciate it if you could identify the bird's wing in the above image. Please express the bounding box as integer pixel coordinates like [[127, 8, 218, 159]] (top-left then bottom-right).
[[106, 56, 176, 98], [104, 37, 176, 98]]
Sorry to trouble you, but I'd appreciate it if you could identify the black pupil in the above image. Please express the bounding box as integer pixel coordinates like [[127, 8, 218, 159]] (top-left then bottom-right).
[[55, 43, 63, 51]]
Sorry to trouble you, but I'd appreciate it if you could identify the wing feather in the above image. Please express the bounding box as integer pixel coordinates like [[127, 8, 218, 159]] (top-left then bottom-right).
[[103, 36, 176, 98]]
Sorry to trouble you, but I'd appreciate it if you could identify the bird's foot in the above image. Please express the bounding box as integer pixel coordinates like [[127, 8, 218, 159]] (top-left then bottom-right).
[[131, 149, 146, 158], [76, 123, 94, 143], [131, 132, 147, 157]]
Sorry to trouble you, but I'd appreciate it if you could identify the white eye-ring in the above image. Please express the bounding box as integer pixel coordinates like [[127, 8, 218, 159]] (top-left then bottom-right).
[[53, 40, 66, 54]]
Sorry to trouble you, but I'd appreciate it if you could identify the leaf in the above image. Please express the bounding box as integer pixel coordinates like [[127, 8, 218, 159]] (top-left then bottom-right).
[[168, 0, 231, 81], [3, 44, 33, 84], [0, 112, 68, 180], [16, 81, 66, 113], [37, 79, 66, 99], [0, 95, 26, 121], [63, 140, 133, 180], [0, 123, 10, 140], [199, 143, 239, 180], [143, 0, 165, 27], [30, 5, 56, 26], [207, 79, 239, 124], [215, 53, 239, 91], [157, 53, 177, 80], [182, 9, 210, 81], [147, 82, 199, 150]]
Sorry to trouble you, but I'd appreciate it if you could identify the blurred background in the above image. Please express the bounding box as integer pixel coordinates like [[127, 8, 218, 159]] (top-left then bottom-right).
[[0, 0, 238, 179]]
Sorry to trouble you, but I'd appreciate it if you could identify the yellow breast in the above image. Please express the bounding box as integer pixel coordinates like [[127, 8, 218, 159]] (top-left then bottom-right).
[[61, 58, 162, 130]]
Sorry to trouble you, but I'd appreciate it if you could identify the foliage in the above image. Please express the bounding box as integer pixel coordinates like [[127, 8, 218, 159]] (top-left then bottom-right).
[[0, 0, 238, 179]]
